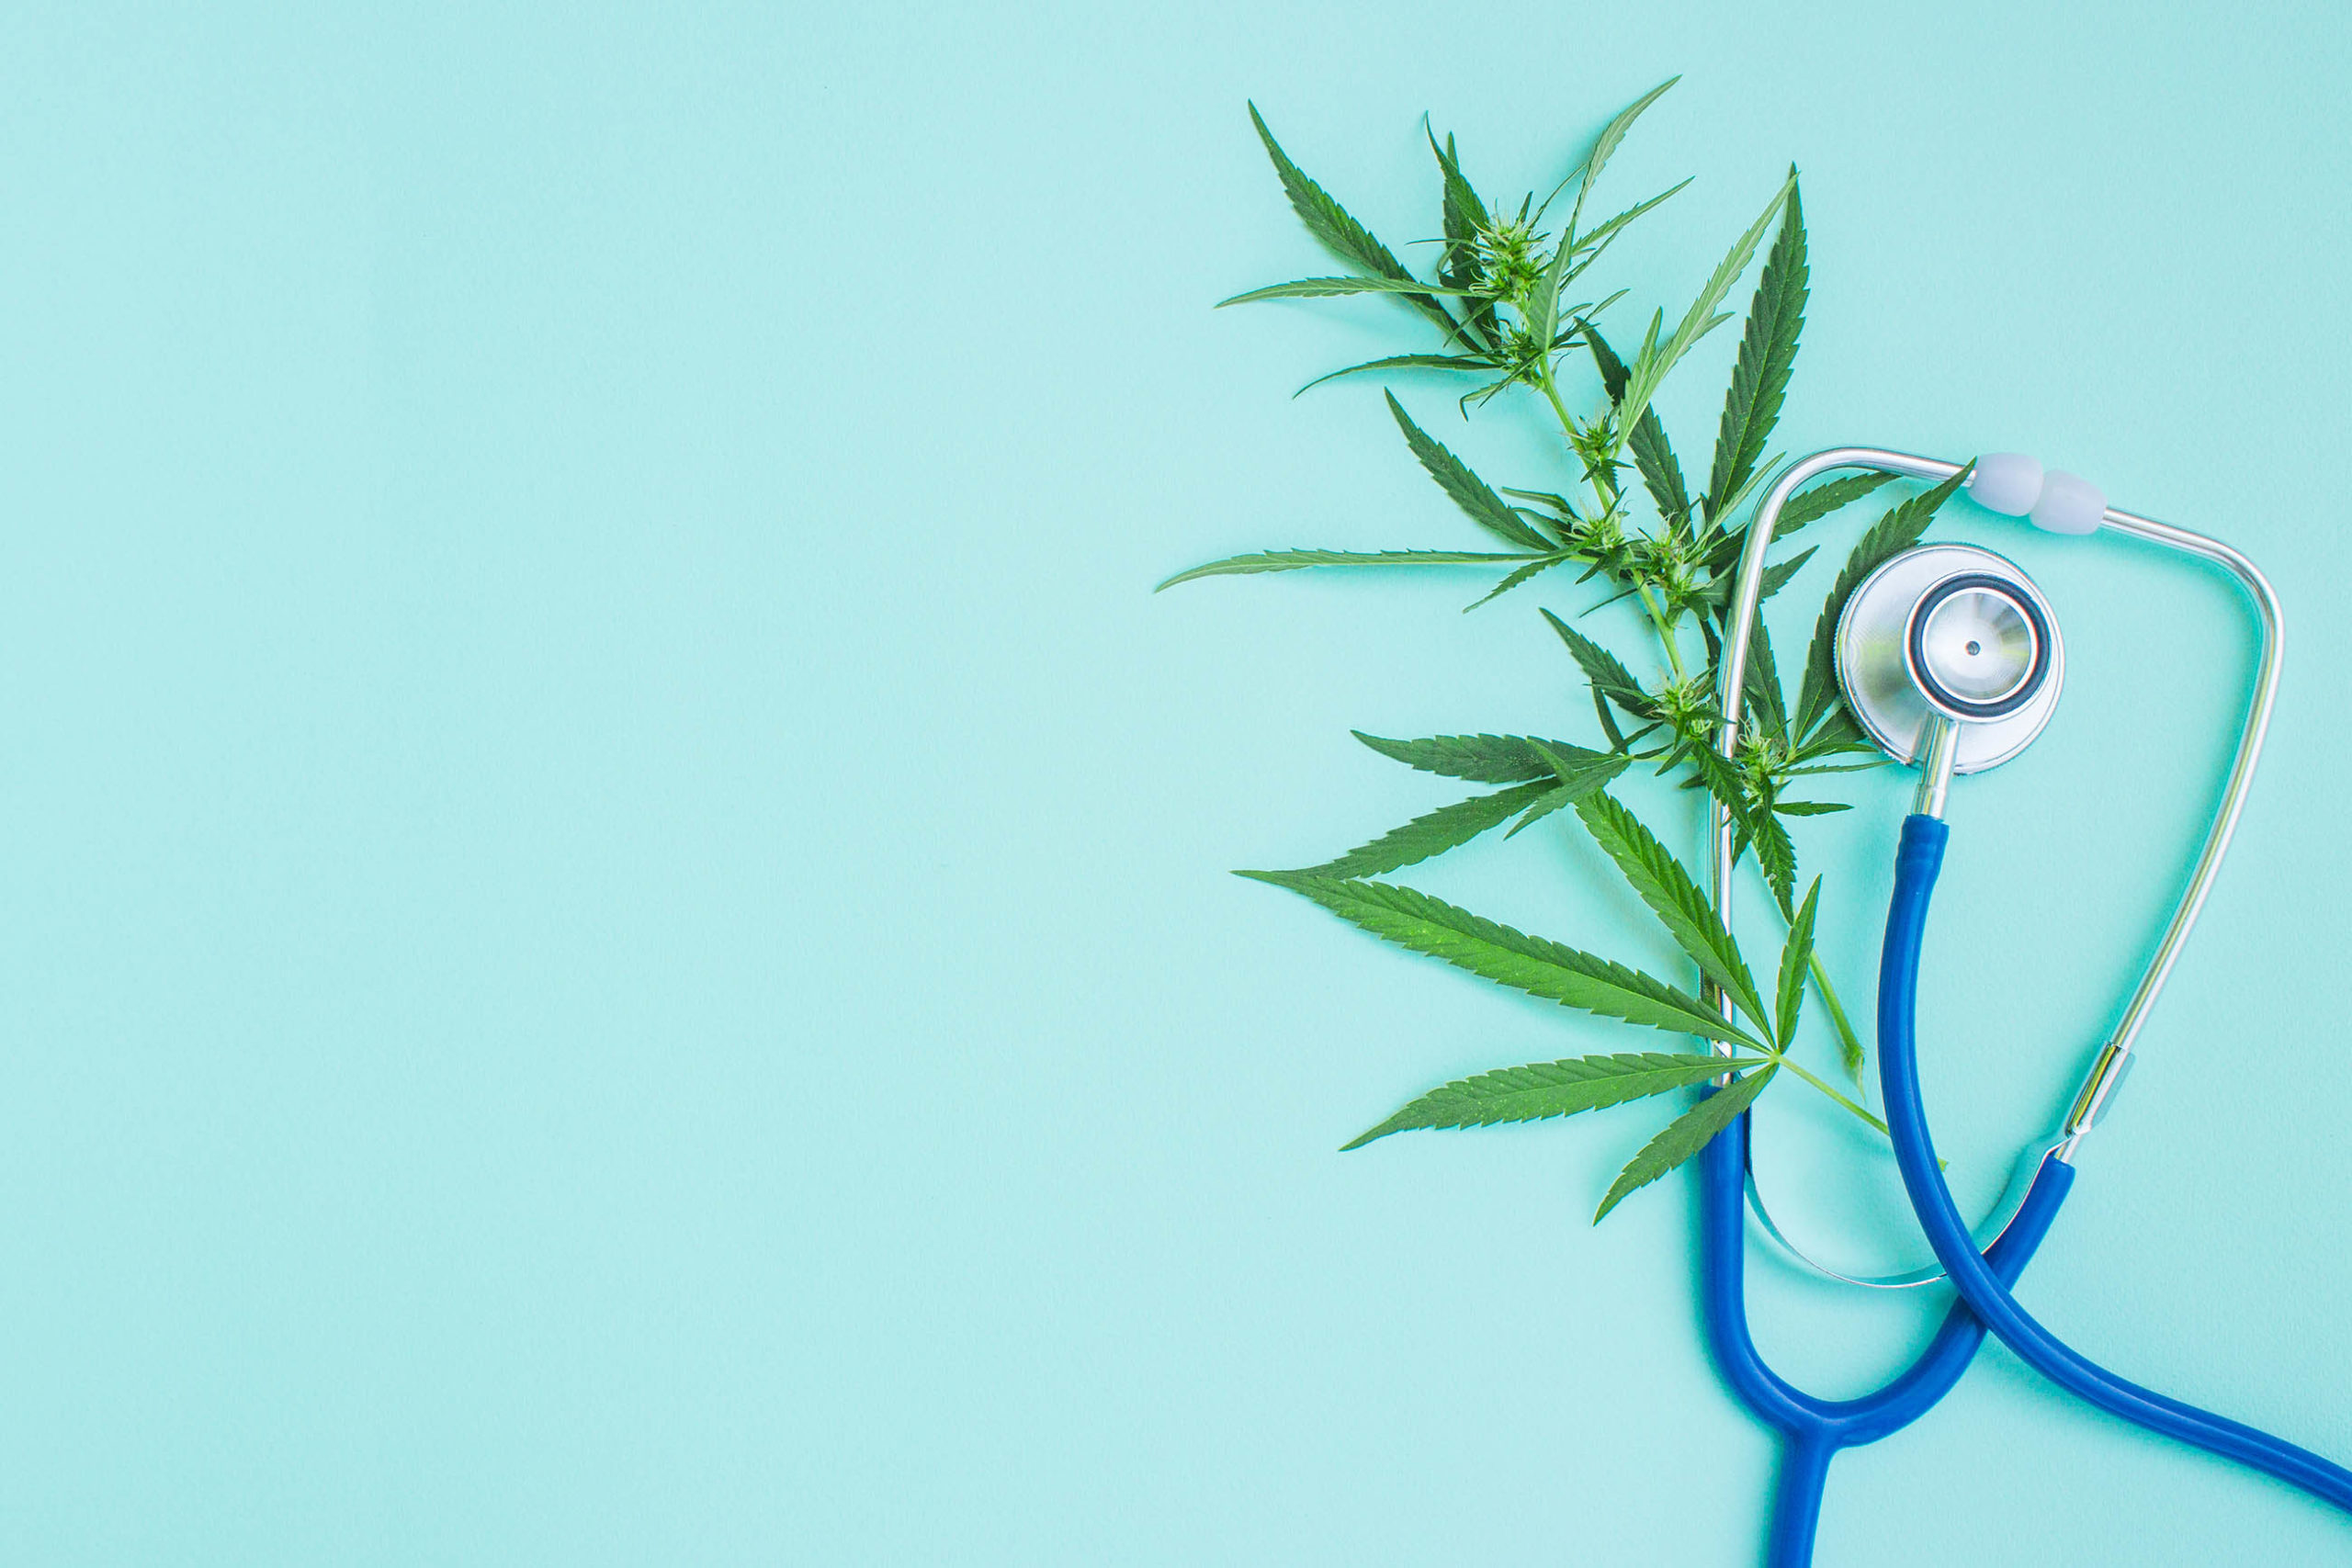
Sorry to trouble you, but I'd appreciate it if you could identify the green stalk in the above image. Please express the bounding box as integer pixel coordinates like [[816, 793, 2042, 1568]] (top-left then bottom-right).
[[1636, 586, 1687, 680], [1807, 952, 1865, 1079], [1765, 1048, 1889, 1136]]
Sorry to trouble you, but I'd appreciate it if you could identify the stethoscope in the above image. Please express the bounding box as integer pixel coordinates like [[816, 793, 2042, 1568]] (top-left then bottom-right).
[[1699, 447, 2348, 1566]]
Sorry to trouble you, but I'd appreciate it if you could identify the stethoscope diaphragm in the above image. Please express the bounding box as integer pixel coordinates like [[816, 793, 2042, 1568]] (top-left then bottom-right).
[[1834, 545, 2064, 772]]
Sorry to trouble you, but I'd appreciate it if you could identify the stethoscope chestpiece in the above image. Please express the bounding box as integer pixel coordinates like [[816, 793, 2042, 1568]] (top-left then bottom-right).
[[1835, 545, 2064, 772]]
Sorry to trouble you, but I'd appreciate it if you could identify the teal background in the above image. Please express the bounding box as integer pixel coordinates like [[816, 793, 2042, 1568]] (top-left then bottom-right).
[[2, 1, 2347, 1562]]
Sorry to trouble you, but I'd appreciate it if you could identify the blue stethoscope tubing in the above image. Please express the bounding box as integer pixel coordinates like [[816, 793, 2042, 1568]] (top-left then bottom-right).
[[1876, 813, 2352, 1514], [1696, 1109, 2073, 1565]]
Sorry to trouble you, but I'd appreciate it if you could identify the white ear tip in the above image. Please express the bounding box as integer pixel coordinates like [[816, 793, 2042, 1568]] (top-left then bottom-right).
[[2030, 469, 2105, 535], [1967, 452, 2043, 515]]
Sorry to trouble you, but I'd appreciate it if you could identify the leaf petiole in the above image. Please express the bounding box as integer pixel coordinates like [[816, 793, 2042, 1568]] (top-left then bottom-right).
[[1761, 1045, 1888, 1136]]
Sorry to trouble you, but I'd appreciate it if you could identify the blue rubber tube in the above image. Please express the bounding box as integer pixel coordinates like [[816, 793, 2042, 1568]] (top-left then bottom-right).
[[1696, 1081, 2072, 1565], [1877, 813, 2352, 1516]]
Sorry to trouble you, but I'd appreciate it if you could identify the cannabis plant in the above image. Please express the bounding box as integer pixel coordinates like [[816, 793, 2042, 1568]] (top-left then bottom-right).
[[1165, 81, 1969, 1218]]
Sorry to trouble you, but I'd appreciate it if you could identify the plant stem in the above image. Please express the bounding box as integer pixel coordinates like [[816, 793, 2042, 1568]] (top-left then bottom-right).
[[1635, 586, 1686, 680], [1807, 952, 1865, 1080], [1766, 1049, 1890, 1137]]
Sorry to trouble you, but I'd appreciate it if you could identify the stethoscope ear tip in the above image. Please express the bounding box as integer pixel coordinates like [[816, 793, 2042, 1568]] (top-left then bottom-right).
[[1968, 451, 2105, 535]]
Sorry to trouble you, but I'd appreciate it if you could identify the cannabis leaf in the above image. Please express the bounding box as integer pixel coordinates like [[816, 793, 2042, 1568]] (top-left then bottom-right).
[[1505, 743, 1631, 836], [1233, 872, 1766, 1050], [1542, 609, 1657, 722], [1774, 876, 1821, 1049], [1353, 730, 1597, 784], [1706, 175, 1806, 522], [1246, 103, 1455, 337], [1611, 171, 1796, 460], [1342, 1051, 1762, 1149], [1298, 781, 1560, 878], [1594, 1065, 1775, 1221], [1583, 324, 1690, 527], [1770, 471, 1894, 540], [1386, 392, 1559, 551], [1156, 548, 1542, 592], [1573, 790, 1771, 1039]]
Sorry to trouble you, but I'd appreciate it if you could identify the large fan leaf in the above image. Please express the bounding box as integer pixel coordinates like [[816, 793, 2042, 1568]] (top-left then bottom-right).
[[1611, 171, 1794, 457], [1234, 873, 1766, 1050], [1343, 1051, 1763, 1150]]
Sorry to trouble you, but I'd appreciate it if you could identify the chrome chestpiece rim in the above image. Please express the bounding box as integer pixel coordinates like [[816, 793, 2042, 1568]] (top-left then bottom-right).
[[1835, 545, 2064, 772]]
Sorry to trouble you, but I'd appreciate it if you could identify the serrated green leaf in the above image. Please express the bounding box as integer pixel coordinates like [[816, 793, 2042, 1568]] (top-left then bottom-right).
[[1385, 392, 1558, 551], [1296, 353, 1496, 396], [1751, 808, 1797, 919], [1697, 545, 1816, 614], [1613, 172, 1796, 459], [1504, 745, 1631, 837], [1541, 607, 1657, 718], [1594, 1064, 1775, 1221], [1772, 800, 1850, 816], [1352, 731, 1603, 784], [1464, 552, 1576, 608], [1430, 129, 1498, 351], [1742, 618, 1789, 746], [1582, 324, 1690, 525], [1573, 791, 1771, 1035], [1233, 872, 1766, 1050], [1706, 175, 1807, 520], [1343, 1050, 1765, 1150], [1248, 103, 1455, 337], [1770, 471, 1894, 541], [1566, 77, 1679, 235], [1775, 876, 1821, 1049], [1156, 547, 1540, 591], [1218, 276, 1483, 307], [1792, 466, 1973, 736], [1564, 179, 1691, 284], [1298, 781, 1558, 879]]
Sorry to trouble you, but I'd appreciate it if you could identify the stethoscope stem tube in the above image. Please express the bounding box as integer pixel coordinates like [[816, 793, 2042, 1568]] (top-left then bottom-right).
[[1877, 814, 2352, 1517], [1696, 1092, 2075, 1565]]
